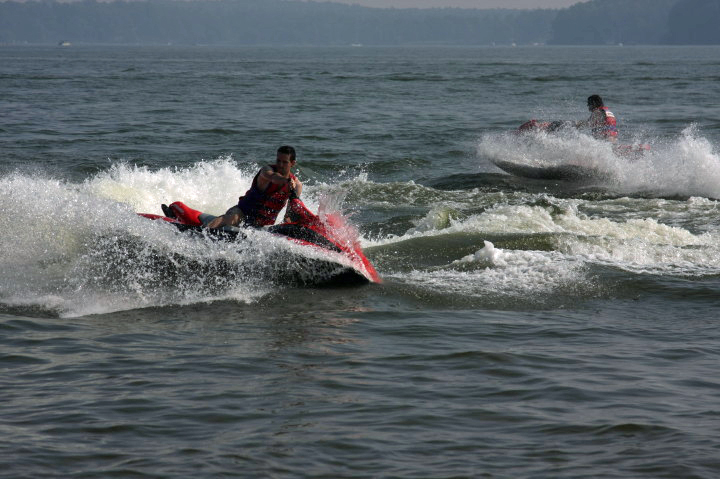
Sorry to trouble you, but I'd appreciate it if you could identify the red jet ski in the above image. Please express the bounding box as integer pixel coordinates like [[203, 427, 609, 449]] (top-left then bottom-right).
[[139, 198, 381, 286], [491, 120, 652, 181]]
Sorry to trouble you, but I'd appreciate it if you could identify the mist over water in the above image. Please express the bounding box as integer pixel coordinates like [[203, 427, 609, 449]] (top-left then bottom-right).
[[2, 45, 720, 479], [7, 154, 718, 317], [479, 124, 720, 198], [1, 159, 379, 316]]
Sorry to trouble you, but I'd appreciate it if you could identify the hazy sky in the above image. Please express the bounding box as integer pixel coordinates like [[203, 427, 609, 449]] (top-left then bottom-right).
[[299, 0, 586, 8]]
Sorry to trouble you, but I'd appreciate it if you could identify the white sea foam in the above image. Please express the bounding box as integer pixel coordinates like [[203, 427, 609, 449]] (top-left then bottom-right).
[[459, 207, 718, 275], [480, 127, 621, 172], [616, 126, 720, 198], [395, 240, 585, 301], [0, 160, 362, 317], [378, 196, 720, 299], [84, 156, 260, 215], [479, 125, 720, 198], [3, 152, 720, 314]]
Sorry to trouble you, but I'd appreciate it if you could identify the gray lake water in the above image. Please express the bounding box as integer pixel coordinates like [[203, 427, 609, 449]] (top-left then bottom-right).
[[2, 44, 720, 478]]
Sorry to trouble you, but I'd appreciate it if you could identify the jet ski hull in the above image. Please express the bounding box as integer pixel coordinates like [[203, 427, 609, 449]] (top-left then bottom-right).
[[492, 159, 613, 182], [138, 199, 381, 287], [491, 120, 650, 181]]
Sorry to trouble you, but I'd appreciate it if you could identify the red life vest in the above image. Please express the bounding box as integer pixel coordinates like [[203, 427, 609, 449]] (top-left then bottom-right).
[[592, 106, 618, 139], [237, 167, 297, 227]]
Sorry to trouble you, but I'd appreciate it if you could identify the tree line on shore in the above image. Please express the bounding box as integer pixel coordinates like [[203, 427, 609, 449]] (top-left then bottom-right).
[[0, 0, 718, 46]]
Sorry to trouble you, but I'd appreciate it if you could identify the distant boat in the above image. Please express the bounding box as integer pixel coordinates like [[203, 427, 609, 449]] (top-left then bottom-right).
[[351, 43, 363, 47], [58, 41, 71, 47]]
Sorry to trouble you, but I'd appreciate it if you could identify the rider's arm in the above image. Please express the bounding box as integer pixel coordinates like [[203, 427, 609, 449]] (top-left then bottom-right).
[[256, 165, 290, 191], [291, 178, 303, 197], [256, 166, 302, 197]]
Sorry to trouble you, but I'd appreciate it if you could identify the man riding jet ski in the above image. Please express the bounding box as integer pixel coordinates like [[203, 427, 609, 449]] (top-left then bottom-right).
[[516, 95, 649, 158], [139, 146, 380, 285]]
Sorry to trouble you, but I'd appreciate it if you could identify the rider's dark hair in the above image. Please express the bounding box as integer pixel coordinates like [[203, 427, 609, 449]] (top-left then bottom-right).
[[277, 145, 296, 162], [587, 95, 604, 110]]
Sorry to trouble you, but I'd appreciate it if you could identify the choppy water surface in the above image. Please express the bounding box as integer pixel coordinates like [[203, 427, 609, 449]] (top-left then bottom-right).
[[2, 45, 720, 478]]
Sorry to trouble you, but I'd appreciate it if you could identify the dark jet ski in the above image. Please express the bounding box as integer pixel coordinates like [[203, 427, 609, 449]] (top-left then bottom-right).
[[491, 120, 651, 181]]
